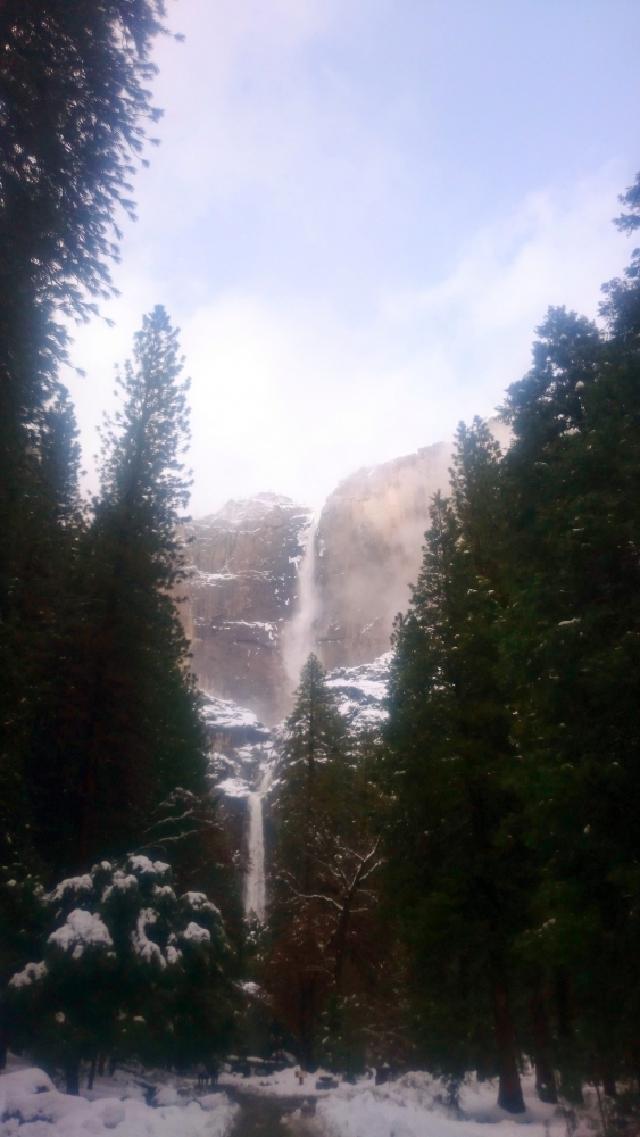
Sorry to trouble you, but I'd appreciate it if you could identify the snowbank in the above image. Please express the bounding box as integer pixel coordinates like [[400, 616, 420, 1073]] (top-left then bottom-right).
[[0, 1066, 238, 1137], [218, 1063, 339, 1097], [314, 1071, 564, 1137]]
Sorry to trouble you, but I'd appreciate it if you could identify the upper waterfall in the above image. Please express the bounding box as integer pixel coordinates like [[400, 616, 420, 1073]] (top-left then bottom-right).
[[185, 424, 510, 722], [281, 517, 319, 698]]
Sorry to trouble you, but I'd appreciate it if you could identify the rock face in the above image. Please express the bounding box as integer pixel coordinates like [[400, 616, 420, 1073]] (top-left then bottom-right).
[[202, 657, 391, 918], [325, 653, 391, 733], [185, 425, 510, 721], [200, 692, 276, 918], [312, 440, 451, 669], [312, 420, 510, 669], [185, 494, 311, 725]]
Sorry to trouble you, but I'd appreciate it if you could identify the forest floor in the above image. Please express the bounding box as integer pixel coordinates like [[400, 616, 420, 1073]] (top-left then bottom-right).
[[221, 1067, 575, 1137], [0, 1057, 598, 1137]]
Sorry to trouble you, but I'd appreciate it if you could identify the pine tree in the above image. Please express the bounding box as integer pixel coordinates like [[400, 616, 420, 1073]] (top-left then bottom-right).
[[268, 658, 404, 1074], [268, 655, 346, 1065], [600, 169, 640, 340], [385, 422, 529, 1113], [501, 290, 640, 1094], [0, 390, 83, 870], [27, 308, 207, 872], [0, 0, 167, 878], [8, 856, 232, 1091], [0, 0, 166, 442]]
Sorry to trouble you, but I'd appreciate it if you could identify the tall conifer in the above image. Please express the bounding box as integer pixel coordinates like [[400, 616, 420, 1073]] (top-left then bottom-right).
[[28, 308, 207, 872], [386, 423, 528, 1112]]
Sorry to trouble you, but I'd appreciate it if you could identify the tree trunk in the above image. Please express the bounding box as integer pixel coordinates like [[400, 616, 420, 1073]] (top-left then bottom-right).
[[88, 1056, 97, 1090], [493, 978, 525, 1113], [0, 1010, 8, 1071], [530, 985, 557, 1103], [65, 1059, 80, 1095], [298, 976, 316, 1069], [603, 1073, 617, 1099], [555, 970, 583, 1105], [333, 901, 351, 994]]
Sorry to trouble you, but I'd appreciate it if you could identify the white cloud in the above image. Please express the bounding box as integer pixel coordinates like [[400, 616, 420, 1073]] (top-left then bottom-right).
[[178, 165, 629, 514], [69, 163, 631, 512], [134, 0, 339, 220]]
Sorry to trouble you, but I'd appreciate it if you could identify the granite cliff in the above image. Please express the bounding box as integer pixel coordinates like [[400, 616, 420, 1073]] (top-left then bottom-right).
[[185, 425, 510, 722], [185, 493, 311, 724], [313, 440, 451, 670]]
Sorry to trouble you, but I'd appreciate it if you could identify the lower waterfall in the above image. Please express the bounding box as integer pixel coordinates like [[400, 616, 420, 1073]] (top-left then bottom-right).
[[245, 768, 271, 923]]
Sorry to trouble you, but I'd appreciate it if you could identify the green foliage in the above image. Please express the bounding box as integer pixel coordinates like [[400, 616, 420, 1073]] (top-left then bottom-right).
[[25, 308, 207, 872], [0, 0, 238, 1080], [0, 0, 166, 336], [8, 856, 233, 1085], [500, 288, 640, 1087], [386, 169, 640, 1108], [385, 425, 528, 1110], [0, 0, 168, 888], [601, 169, 640, 338], [267, 655, 389, 1070]]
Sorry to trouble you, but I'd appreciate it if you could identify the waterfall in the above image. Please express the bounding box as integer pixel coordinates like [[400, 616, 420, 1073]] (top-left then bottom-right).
[[244, 767, 271, 923], [282, 517, 318, 695], [244, 518, 319, 923]]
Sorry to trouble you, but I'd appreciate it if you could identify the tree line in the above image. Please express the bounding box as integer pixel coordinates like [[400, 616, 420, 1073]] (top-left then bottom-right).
[[261, 174, 640, 1119], [0, 1, 238, 1089], [2, 0, 640, 1116], [384, 183, 640, 1111]]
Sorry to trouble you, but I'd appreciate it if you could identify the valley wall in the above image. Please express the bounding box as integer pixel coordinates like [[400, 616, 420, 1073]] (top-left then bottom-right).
[[184, 424, 510, 723]]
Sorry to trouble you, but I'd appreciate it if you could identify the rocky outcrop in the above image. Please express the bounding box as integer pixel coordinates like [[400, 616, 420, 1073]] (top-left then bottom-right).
[[325, 653, 391, 733], [185, 493, 311, 725]]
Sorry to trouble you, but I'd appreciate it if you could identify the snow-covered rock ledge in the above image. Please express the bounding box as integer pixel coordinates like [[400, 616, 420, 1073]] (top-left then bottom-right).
[[0, 1066, 239, 1137]]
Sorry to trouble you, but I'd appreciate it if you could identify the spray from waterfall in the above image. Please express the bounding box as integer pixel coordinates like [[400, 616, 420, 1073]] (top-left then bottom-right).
[[282, 517, 318, 698]]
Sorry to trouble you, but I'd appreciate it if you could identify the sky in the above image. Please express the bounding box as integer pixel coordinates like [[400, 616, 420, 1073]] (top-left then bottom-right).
[[66, 0, 640, 517]]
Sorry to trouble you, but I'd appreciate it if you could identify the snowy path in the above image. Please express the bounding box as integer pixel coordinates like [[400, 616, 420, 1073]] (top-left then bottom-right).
[[219, 1068, 568, 1137], [227, 1090, 318, 1136]]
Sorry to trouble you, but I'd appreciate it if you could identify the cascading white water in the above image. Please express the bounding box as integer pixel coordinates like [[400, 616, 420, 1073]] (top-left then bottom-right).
[[282, 518, 318, 695], [244, 519, 319, 924], [244, 767, 272, 923]]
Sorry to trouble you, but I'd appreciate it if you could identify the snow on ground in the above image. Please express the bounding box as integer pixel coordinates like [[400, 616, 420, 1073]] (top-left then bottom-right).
[[0, 1065, 238, 1137], [314, 1071, 570, 1137], [220, 1065, 574, 1137], [218, 1064, 340, 1098], [1, 1061, 598, 1137]]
